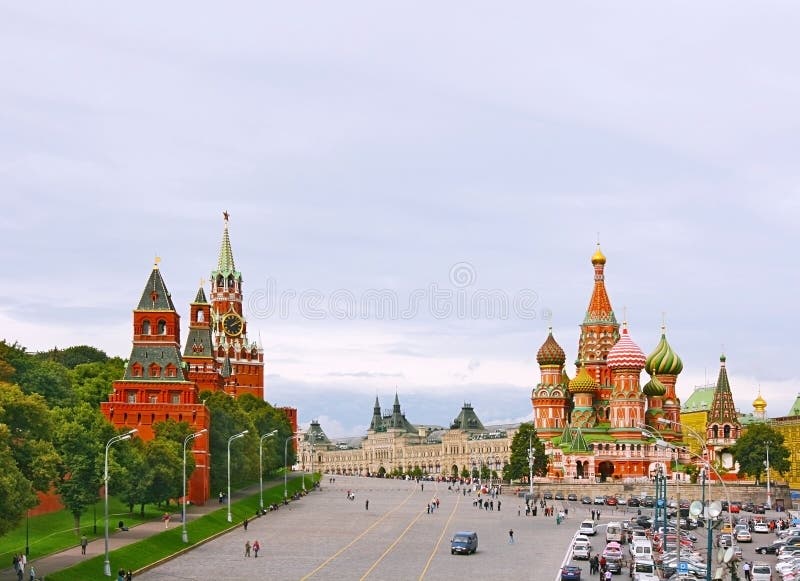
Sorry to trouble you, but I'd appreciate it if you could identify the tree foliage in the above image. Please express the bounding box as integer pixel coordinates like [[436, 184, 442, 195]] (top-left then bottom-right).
[[0, 424, 38, 535], [731, 423, 791, 484], [36, 345, 109, 369], [505, 422, 548, 481], [69, 358, 125, 407]]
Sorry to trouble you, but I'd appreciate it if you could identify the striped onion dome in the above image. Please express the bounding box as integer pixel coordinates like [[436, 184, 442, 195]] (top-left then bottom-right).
[[536, 327, 566, 366], [643, 373, 667, 396], [645, 326, 683, 376], [569, 366, 597, 393], [606, 324, 646, 370]]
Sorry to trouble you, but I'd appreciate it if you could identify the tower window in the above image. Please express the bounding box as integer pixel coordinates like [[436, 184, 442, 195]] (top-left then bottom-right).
[[126, 391, 137, 403], [142, 320, 151, 335], [149, 364, 161, 378], [197, 310, 205, 323], [157, 319, 167, 334]]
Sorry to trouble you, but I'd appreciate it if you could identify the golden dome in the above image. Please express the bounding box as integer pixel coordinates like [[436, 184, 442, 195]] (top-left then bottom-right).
[[591, 244, 606, 265], [753, 390, 767, 411]]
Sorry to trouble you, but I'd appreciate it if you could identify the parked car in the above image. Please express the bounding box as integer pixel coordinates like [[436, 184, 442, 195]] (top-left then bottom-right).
[[753, 504, 766, 514], [594, 496, 606, 505], [568, 493, 579, 501], [735, 528, 753, 543], [561, 564, 582, 581], [756, 540, 785, 554], [617, 497, 628, 506], [555, 492, 565, 500], [729, 502, 741, 514], [754, 522, 770, 534], [642, 496, 655, 508], [606, 496, 618, 506], [573, 540, 592, 560], [751, 562, 772, 581], [543, 491, 554, 500], [628, 497, 641, 507], [581, 496, 593, 505]]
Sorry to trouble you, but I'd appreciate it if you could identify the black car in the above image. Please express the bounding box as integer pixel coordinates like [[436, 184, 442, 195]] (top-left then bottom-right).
[[753, 504, 766, 514], [756, 540, 785, 555], [581, 496, 593, 505], [742, 502, 755, 512], [635, 516, 652, 529], [642, 496, 655, 508], [605, 557, 623, 574], [555, 492, 565, 500], [568, 493, 578, 501], [627, 497, 640, 507], [543, 491, 554, 500]]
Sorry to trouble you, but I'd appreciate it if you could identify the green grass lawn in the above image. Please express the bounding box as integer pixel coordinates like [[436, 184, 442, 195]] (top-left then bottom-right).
[[0, 496, 161, 566], [44, 474, 316, 581]]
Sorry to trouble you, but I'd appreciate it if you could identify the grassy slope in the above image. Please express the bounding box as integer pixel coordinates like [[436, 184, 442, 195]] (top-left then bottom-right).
[[46, 475, 316, 581]]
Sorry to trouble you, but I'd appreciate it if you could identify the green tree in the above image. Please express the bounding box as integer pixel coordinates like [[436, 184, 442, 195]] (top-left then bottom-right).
[[144, 438, 184, 507], [505, 422, 548, 481], [69, 358, 125, 407], [731, 423, 791, 484], [0, 424, 38, 535], [202, 391, 256, 493], [36, 345, 109, 369], [0, 382, 60, 492], [52, 404, 118, 533]]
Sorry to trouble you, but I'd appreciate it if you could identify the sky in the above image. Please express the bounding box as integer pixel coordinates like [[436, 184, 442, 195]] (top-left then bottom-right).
[[1, 2, 798, 437]]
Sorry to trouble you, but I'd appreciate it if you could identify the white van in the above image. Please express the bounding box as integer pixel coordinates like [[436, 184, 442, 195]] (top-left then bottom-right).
[[580, 519, 597, 536], [606, 521, 623, 543], [630, 539, 653, 560], [751, 562, 772, 581]]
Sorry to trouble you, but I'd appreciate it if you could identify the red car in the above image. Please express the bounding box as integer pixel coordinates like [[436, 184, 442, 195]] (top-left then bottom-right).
[[730, 503, 741, 514], [605, 496, 618, 506]]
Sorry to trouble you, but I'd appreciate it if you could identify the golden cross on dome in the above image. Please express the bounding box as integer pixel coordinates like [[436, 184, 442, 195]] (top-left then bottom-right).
[[154, 255, 161, 269]]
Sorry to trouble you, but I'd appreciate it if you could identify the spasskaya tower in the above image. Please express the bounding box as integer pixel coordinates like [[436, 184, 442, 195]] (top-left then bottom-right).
[[208, 212, 264, 399]]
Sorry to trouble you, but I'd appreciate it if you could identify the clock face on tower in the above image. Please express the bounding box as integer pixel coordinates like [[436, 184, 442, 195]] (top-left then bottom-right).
[[223, 313, 244, 337]]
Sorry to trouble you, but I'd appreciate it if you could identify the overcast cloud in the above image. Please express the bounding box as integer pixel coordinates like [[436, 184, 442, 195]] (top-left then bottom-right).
[[1, 2, 798, 435]]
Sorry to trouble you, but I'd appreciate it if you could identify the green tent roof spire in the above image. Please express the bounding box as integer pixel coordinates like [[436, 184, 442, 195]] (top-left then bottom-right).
[[213, 211, 241, 279]]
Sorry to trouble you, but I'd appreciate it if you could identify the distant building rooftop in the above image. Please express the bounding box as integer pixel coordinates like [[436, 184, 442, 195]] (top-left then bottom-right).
[[682, 384, 716, 412]]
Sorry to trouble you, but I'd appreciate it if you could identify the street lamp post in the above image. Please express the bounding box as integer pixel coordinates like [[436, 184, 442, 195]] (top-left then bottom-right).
[[284, 434, 300, 499], [259, 430, 278, 511], [227, 430, 249, 523], [309, 432, 316, 489], [104, 429, 138, 577], [182, 429, 207, 543], [766, 442, 772, 510]]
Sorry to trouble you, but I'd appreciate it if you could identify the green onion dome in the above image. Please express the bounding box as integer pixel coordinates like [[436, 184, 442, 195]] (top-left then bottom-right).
[[642, 373, 667, 397], [645, 326, 683, 376], [569, 366, 597, 393], [536, 327, 566, 366]]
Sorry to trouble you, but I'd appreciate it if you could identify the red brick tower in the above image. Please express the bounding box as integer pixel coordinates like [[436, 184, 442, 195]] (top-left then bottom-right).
[[577, 244, 620, 424], [532, 328, 570, 439], [101, 261, 211, 504], [209, 213, 265, 399], [184, 284, 224, 393]]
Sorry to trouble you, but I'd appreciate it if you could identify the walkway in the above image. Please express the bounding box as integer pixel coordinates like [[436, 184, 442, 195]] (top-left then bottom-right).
[[0, 477, 298, 581]]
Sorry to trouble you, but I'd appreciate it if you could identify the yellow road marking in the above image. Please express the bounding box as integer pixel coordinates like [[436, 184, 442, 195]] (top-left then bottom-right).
[[418, 493, 462, 580], [359, 507, 427, 580], [299, 486, 417, 580]]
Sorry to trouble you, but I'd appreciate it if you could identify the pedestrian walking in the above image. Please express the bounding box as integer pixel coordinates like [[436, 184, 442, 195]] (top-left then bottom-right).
[[365, 499, 369, 510], [126, 571, 133, 581], [743, 561, 752, 581], [243, 517, 249, 531], [117, 568, 125, 581], [81, 534, 88, 555], [497, 500, 501, 511], [244, 540, 251, 557], [508, 529, 515, 544], [253, 540, 261, 558]]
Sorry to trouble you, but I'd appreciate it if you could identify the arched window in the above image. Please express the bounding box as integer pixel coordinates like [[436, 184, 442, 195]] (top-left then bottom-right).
[[723, 425, 731, 438], [712, 425, 719, 439], [197, 310, 204, 323], [142, 320, 151, 335], [216, 275, 224, 288], [157, 319, 166, 334], [227, 275, 235, 288]]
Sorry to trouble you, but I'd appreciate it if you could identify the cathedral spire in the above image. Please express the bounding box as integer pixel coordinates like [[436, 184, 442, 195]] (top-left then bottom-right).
[[708, 354, 740, 426], [215, 211, 239, 278], [584, 244, 616, 324]]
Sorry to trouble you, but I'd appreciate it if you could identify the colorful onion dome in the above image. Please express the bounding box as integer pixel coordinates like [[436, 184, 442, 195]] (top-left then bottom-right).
[[753, 390, 767, 412], [645, 326, 683, 376], [536, 327, 566, 366], [607, 324, 646, 370], [569, 366, 597, 393], [591, 243, 606, 265], [642, 373, 667, 396]]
